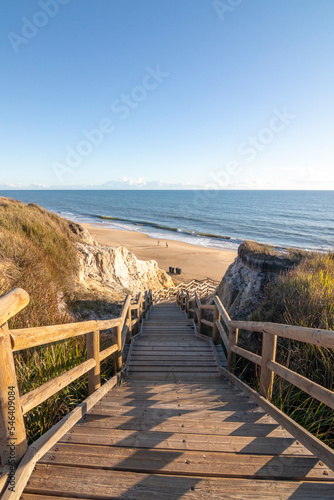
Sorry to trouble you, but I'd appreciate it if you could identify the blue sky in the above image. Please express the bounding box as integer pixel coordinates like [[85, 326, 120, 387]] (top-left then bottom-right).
[[1, 0, 334, 189]]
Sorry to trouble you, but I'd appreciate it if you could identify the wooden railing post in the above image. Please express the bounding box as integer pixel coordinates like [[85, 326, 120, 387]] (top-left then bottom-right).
[[227, 326, 239, 371], [0, 289, 30, 465], [137, 292, 144, 329], [127, 304, 132, 342], [114, 323, 123, 371], [134, 307, 139, 334], [0, 322, 28, 465], [143, 292, 148, 319], [87, 330, 100, 395], [212, 304, 220, 344], [186, 291, 190, 318], [259, 333, 277, 400], [198, 307, 203, 334], [194, 292, 202, 334]]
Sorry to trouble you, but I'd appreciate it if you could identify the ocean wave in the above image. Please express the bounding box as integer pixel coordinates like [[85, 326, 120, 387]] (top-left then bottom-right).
[[95, 214, 234, 242]]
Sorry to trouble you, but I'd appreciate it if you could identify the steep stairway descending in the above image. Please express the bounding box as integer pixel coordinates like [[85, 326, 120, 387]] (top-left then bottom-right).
[[21, 300, 334, 499], [127, 301, 221, 380]]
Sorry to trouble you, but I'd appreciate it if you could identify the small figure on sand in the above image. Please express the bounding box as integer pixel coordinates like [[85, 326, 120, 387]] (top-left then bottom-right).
[[166, 242, 168, 248], [157, 240, 160, 246]]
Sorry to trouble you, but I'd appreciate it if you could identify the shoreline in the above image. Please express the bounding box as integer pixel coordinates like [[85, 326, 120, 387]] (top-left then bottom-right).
[[82, 223, 237, 282]]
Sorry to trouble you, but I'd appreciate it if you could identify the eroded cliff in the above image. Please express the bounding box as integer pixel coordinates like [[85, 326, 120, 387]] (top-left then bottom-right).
[[77, 241, 173, 299], [216, 241, 302, 320]]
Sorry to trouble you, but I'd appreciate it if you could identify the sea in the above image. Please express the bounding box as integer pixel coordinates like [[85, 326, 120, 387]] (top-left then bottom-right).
[[0, 190, 333, 252]]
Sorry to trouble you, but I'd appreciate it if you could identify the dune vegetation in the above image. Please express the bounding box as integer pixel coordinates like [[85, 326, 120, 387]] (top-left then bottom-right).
[[0, 198, 117, 442], [236, 251, 334, 446]]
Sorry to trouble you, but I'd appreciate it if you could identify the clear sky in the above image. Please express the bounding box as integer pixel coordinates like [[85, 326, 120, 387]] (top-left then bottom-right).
[[1, 0, 334, 189]]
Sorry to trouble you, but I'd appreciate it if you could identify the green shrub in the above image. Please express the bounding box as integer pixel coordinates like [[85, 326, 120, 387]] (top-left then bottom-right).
[[236, 252, 334, 447], [0, 197, 117, 443]]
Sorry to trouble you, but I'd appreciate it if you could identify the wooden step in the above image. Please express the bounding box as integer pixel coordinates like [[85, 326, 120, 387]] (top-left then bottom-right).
[[77, 414, 295, 438], [40, 444, 333, 481], [22, 301, 334, 499], [60, 427, 311, 456], [23, 467, 334, 500]]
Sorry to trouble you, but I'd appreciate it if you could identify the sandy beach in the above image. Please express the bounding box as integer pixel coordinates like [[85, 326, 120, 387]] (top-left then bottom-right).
[[82, 223, 237, 283]]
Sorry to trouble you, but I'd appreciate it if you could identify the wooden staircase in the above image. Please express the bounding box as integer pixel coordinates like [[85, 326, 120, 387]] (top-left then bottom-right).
[[20, 300, 334, 499], [127, 301, 221, 380], [1, 287, 334, 499]]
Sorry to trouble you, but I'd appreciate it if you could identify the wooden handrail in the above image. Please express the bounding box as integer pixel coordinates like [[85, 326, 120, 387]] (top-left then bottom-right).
[[0, 288, 29, 326], [179, 287, 334, 418], [213, 296, 231, 327], [20, 358, 96, 414], [215, 320, 229, 351], [229, 320, 334, 349], [230, 345, 261, 365], [11, 318, 122, 351], [99, 343, 118, 362], [268, 361, 334, 410], [0, 287, 153, 467]]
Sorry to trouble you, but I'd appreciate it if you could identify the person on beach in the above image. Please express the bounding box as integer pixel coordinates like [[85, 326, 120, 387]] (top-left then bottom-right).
[[166, 242, 168, 248], [157, 240, 160, 246]]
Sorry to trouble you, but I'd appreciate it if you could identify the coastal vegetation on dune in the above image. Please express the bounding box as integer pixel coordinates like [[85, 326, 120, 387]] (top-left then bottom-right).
[[235, 247, 334, 446], [0, 198, 118, 442], [0, 197, 79, 328]]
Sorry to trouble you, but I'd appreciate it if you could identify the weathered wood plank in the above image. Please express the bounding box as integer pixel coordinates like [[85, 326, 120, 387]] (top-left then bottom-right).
[[127, 366, 219, 372], [20, 359, 96, 415], [23, 466, 334, 499], [78, 413, 294, 437], [94, 399, 257, 411], [130, 355, 215, 361], [231, 345, 261, 366], [101, 392, 249, 402], [129, 360, 218, 367], [60, 427, 312, 455], [40, 444, 334, 480], [87, 405, 283, 423], [0, 288, 29, 325], [268, 360, 334, 410], [229, 320, 334, 350], [220, 367, 334, 473]]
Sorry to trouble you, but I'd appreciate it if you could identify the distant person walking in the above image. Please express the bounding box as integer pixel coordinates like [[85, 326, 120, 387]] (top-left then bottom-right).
[[166, 242, 168, 248], [157, 240, 160, 246]]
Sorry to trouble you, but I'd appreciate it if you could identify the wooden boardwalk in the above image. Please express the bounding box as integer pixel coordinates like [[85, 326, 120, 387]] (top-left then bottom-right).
[[21, 302, 334, 499]]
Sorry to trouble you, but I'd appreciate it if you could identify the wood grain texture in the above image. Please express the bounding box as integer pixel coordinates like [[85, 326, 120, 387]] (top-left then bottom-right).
[[0, 323, 27, 464], [9, 296, 334, 499], [229, 320, 334, 349], [20, 359, 96, 415], [0, 288, 29, 326], [268, 360, 334, 409]]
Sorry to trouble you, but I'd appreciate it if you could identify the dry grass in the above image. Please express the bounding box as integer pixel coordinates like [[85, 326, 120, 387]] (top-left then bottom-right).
[[242, 239, 305, 261], [241, 240, 279, 256], [236, 251, 334, 446], [0, 197, 118, 442], [0, 197, 79, 327]]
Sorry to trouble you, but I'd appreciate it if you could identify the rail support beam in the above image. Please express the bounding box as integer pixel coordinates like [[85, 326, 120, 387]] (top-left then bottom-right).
[[259, 333, 277, 400], [87, 330, 100, 395], [0, 322, 28, 464], [227, 326, 239, 371]]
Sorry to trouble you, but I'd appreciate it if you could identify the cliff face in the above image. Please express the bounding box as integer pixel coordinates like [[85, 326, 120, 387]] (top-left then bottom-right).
[[217, 242, 300, 320], [77, 242, 173, 299]]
